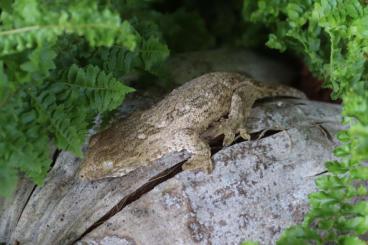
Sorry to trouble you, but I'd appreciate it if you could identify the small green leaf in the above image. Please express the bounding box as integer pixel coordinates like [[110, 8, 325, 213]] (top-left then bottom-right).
[[20, 45, 57, 83], [276, 226, 319, 245], [350, 167, 368, 180], [341, 236, 366, 245], [352, 201, 368, 216], [266, 34, 287, 52], [241, 241, 259, 245], [336, 130, 350, 142], [343, 216, 368, 234], [325, 160, 349, 174], [333, 144, 351, 157]]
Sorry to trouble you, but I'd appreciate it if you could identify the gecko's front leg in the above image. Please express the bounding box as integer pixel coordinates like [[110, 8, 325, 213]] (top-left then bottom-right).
[[221, 84, 261, 146], [173, 129, 213, 173], [220, 81, 306, 146]]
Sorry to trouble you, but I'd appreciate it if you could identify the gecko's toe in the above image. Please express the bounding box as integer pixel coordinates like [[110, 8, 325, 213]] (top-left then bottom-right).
[[223, 131, 235, 146], [239, 128, 251, 141]]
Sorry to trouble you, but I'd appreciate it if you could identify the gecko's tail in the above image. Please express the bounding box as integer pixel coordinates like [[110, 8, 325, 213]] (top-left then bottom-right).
[[251, 79, 307, 99]]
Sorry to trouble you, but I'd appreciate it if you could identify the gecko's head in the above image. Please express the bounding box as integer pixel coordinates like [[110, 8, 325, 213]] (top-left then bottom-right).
[[79, 156, 115, 181], [78, 134, 116, 181]]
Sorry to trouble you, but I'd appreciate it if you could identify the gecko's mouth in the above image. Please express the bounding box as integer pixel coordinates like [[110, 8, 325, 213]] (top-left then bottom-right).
[[78, 168, 109, 181]]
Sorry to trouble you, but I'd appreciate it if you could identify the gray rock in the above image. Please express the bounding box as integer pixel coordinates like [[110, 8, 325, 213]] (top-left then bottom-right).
[[77, 100, 342, 245]]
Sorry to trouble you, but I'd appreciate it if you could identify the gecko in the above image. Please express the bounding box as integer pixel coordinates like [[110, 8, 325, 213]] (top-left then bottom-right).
[[79, 72, 306, 180]]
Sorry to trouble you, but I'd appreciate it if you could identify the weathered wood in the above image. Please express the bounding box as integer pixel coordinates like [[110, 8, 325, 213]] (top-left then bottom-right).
[[0, 178, 35, 243], [9, 150, 190, 245]]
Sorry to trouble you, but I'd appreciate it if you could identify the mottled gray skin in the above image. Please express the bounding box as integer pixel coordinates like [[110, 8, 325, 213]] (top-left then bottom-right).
[[79, 72, 306, 180]]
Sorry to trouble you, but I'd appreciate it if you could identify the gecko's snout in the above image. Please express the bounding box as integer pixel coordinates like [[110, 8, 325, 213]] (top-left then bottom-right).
[[78, 165, 88, 181], [78, 155, 115, 181], [78, 166, 97, 181], [79, 174, 86, 181], [78, 157, 94, 181]]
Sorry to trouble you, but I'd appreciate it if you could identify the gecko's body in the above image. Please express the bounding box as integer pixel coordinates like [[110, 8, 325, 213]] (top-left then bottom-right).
[[79, 72, 305, 180]]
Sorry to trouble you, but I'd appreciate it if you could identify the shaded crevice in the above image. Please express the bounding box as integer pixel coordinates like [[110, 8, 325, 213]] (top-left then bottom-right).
[[208, 135, 225, 155], [248, 129, 283, 141], [254, 96, 307, 106], [51, 149, 61, 169], [312, 170, 328, 177], [74, 159, 187, 243], [314, 123, 334, 142], [305, 170, 328, 178]]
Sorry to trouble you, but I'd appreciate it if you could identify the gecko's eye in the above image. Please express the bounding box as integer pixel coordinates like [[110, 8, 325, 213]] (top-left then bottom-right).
[[102, 160, 114, 170]]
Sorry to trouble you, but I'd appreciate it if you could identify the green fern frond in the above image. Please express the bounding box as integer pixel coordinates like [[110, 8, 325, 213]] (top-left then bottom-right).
[[140, 37, 170, 71], [0, 0, 170, 197], [88, 37, 169, 78], [0, 96, 50, 194], [245, 0, 368, 243], [20, 45, 57, 84], [89, 46, 141, 78], [63, 64, 135, 112], [28, 88, 85, 155], [0, 0, 138, 56]]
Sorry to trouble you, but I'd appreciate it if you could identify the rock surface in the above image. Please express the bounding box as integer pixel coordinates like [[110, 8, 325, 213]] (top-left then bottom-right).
[[77, 100, 341, 245]]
